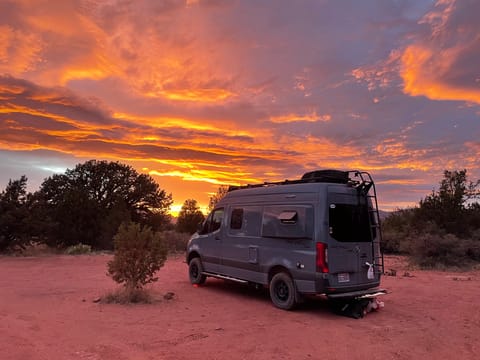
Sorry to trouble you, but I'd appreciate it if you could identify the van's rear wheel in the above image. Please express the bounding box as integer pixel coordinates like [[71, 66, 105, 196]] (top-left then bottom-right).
[[269, 272, 297, 310], [189, 257, 206, 285]]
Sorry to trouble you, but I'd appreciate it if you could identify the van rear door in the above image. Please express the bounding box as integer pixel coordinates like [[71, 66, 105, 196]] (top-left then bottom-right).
[[326, 190, 379, 289]]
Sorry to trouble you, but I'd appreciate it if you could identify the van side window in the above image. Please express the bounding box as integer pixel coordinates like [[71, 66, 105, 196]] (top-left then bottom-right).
[[228, 206, 262, 237], [230, 208, 243, 229], [262, 206, 313, 239], [200, 208, 224, 234]]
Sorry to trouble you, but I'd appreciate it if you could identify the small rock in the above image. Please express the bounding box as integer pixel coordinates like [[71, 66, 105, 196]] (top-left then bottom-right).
[[92, 297, 101, 303], [163, 292, 175, 300], [385, 269, 397, 276]]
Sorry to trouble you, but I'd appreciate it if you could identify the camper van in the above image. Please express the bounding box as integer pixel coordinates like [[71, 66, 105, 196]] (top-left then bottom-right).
[[186, 170, 385, 310]]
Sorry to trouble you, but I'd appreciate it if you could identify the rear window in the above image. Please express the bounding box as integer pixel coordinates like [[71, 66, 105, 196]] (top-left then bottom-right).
[[329, 203, 373, 242]]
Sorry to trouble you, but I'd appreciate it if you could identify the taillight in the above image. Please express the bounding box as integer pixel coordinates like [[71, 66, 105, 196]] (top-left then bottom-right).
[[316, 242, 329, 273]]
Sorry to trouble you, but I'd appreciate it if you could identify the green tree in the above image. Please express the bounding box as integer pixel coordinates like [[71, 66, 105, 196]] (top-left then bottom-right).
[[0, 176, 30, 251], [382, 169, 480, 268], [35, 160, 173, 249], [176, 199, 205, 234], [418, 169, 478, 236], [107, 221, 167, 291], [208, 185, 229, 212]]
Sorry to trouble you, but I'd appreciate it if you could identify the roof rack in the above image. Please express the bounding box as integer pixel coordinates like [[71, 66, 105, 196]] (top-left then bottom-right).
[[228, 169, 365, 192]]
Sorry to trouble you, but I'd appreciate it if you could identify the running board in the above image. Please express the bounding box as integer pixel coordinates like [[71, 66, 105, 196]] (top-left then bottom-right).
[[202, 272, 248, 284]]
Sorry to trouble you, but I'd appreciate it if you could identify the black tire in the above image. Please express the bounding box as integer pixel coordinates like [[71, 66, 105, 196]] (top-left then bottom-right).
[[269, 272, 297, 310], [189, 257, 206, 285]]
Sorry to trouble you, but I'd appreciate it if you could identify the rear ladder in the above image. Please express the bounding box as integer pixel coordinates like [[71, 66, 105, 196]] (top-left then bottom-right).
[[353, 171, 385, 275]]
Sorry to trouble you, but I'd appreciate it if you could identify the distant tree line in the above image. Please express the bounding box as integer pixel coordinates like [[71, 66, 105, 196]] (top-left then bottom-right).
[[0, 160, 208, 253], [382, 169, 480, 268], [4, 161, 478, 269]]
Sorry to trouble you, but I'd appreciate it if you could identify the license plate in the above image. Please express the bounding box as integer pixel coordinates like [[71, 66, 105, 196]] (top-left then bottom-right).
[[337, 273, 350, 283]]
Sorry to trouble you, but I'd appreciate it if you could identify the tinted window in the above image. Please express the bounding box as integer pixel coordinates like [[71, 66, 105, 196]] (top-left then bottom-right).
[[228, 206, 262, 237], [230, 208, 243, 229], [329, 203, 373, 242], [262, 205, 313, 239]]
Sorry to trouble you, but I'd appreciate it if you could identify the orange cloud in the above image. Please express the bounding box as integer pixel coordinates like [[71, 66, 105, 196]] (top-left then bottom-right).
[[399, 0, 480, 104], [0, 102, 112, 135], [374, 138, 433, 171], [270, 111, 331, 124], [2, 1, 243, 105], [401, 45, 480, 104], [0, 25, 44, 75], [378, 178, 426, 186], [464, 142, 480, 167], [158, 88, 235, 102], [148, 168, 256, 186]]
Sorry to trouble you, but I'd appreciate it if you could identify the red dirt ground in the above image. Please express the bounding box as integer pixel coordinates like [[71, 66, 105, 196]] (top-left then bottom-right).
[[1, 254, 479, 360]]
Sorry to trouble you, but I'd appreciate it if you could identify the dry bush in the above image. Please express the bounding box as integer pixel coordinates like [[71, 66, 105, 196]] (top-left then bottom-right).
[[102, 287, 154, 304], [65, 243, 92, 255], [107, 222, 167, 293], [17, 242, 60, 257], [410, 233, 479, 269], [161, 230, 190, 253]]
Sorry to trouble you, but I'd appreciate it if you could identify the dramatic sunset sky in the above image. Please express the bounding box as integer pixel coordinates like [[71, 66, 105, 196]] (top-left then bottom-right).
[[1, 0, 479, 214]]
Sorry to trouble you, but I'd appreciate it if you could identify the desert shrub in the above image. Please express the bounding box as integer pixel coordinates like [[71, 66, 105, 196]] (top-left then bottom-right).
[[463, 239, 480, 262], [382, 228, 405, 254], [381, 208, 418, 254], [18, 242, 58, 256], [65, 243, 92, 255], [107, 221, 167, 291], [102, 287, 153, 304], [162, 230, 190, 253], [409, 233, 476, 269]]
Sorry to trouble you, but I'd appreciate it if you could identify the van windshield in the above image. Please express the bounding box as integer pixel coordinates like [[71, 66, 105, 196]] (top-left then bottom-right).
[[329, 203, 373, 242]]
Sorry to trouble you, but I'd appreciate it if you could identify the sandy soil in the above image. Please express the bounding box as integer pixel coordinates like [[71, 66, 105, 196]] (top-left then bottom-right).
[[1, 254, 479, 360]]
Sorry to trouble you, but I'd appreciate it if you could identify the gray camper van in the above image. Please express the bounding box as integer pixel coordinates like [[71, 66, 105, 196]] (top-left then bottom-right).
[[186, 170, 385, 310]]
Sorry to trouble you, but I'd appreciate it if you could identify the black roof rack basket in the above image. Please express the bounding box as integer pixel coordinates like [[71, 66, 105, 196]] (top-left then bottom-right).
[[301, 169, 350, 184]]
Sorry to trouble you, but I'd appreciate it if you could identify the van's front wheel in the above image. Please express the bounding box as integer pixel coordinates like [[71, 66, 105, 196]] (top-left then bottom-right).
[[269, 272, 297, 310], [189, 257, 206, 285]]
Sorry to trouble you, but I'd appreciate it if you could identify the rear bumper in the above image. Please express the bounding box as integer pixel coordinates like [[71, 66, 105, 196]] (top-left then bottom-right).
[[326, 288, 387, 299]]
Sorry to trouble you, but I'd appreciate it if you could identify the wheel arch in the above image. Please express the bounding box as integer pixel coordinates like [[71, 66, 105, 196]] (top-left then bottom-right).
[[268, 265, 292, 283], [187, 251, 201, 264]]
